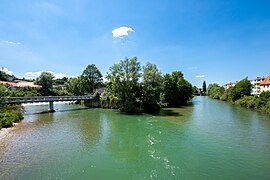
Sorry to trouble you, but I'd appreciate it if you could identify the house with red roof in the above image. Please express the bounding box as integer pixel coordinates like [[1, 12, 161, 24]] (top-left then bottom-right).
[[260, 75, 270, 93], [0, 80, 41, 90]]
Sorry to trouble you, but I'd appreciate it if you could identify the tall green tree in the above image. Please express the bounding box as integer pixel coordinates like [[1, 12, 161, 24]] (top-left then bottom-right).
[[82, 64, 103, 93], [65, 76, 88, 96], [106, 57, 142, 113], [202, 81, 207, 94], [230, 78, 252, 101], [142, 63, 163, 113], [36, 72, 54, 96]]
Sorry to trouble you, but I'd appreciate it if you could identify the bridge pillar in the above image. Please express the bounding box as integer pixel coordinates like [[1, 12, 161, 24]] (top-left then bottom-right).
[[48, 101, 55, 112]]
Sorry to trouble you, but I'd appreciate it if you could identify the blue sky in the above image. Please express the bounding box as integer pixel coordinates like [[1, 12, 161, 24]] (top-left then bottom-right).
[[0, 0, 270, 87]]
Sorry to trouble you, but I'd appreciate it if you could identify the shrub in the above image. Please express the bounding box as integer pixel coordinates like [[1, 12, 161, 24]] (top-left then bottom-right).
[[0, 105, 24, 129], [235, 96, 256, 108]]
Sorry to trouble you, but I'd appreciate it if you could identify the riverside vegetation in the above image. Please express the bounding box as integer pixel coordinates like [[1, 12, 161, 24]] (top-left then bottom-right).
[[0, 82, 25, 129], [0, 57, 194, 129], [207, 78, 270, 114]]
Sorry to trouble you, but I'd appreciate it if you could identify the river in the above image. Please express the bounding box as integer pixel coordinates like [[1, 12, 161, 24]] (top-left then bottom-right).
[[0, 96, 270, 179]]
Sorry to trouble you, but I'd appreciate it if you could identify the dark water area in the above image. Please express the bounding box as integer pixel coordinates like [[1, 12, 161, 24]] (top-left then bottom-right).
[[0, 97, 270, 179]]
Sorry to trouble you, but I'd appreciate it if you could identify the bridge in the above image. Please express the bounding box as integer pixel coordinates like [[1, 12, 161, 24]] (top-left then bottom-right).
[[0, 96, 94, 112]]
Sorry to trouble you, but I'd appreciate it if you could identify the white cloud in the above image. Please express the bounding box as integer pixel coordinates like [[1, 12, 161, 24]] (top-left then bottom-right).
[[1, 67, 13, 75], [1, 40, 21, 45], [196, 75, 205, 78], [112, 26, 135, 38], [52, 72, 67, 79], [24, 71, 67, 79]]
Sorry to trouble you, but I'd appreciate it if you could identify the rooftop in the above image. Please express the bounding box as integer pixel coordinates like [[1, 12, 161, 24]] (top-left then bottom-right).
[[260, 75, 270, 85], [0, 80, 41, 88]]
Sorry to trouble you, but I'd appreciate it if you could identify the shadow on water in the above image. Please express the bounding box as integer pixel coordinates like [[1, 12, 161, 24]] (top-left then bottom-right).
[[55, 107, 90, 113], [115, 109, 184, 117], [157, 109, 183, 117], [116, 111, 145, 116], [189, 99, 200, 106], [24, 107, 91, 115]]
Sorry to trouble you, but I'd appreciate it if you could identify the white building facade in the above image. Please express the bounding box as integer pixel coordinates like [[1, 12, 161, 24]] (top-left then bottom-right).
[[250, 77, 265, 95]]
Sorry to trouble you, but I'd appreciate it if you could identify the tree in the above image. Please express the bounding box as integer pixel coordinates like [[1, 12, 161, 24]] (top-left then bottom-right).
[[53, 77, 68, 85], [202, 81, 207, 95], [36, 72, 54, 96], [82, 64, 103, 93], [65, 76, 88, 96], [0, 83, 11, 97], [207, 83, 225, 99], [0, 71, 9, 81], [220, 87, 233, 101], [193, 86, 199, 95], [162, 71, 193, 107], [12, 86, 40, 97], [106, 57, 142, 113], [142, 63, 163, 113], [230, 78, 252, 101]]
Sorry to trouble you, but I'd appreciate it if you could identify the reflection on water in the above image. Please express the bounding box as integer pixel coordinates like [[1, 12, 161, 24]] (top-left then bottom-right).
[[0, 97, 270, 179]]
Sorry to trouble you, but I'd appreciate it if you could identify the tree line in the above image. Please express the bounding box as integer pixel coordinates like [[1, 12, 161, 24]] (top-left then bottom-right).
[[207, 78, 270, 114], [1, 57, 194, 114]]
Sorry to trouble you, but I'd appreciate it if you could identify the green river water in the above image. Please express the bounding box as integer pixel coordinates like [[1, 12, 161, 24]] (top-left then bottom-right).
[[0, 96, 270, 179]]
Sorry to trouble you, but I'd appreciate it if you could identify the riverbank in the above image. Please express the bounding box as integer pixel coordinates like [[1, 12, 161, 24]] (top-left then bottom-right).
[[208, 95, 270, 115], [0, 122, 18, 141], [0, 127, 11, 139], [207, 83, 270, 115]]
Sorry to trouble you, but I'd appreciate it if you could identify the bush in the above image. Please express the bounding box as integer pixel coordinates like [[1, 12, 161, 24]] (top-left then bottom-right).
[[220, 94, 227, 101], [0, 105, 24, 129], [0, 112, 17, 128], [234, 94, 270, 114], [257, 92, 270, 114], [11, 86, 40, 97], [50, 88, 71, 96], [235, 96, 256, 108]]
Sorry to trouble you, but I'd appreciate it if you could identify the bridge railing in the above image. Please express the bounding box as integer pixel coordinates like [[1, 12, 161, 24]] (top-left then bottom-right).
[[0, 95, 94, 104]]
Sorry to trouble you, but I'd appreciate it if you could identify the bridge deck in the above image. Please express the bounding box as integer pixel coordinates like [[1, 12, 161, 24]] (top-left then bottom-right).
[[0, 96, 93, 104]]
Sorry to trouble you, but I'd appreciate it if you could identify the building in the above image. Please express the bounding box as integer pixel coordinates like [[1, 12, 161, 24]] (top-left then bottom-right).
[[0, 80, 41, 90], [223, 75, 270, 95], [250, 77, 265, 95], [260, 75, 270, 93], [94, 87, 106, 97], [0, 81, 18, 90], [223, 82, 237, 89]]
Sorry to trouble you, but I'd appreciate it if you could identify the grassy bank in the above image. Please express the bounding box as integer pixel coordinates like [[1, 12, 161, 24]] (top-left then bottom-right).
[[234, 93, 270, 114], [0, 105, 24, 130]]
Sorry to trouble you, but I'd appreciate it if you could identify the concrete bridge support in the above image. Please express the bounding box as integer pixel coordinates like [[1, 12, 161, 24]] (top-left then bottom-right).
[[48, 101, 55, 112]]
